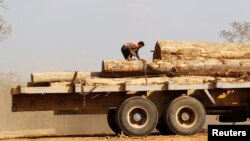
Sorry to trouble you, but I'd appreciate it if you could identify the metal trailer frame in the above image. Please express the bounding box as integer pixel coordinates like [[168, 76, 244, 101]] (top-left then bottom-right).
[[10, 76, 250, 136], [11, 79, 250, 105]]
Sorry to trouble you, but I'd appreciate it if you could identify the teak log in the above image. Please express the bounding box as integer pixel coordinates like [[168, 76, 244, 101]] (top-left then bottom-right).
[[102, 59, 250, 77], [84, 76, 216, 86], [31, 72, 101, 83], [153, 40, 250, 60]]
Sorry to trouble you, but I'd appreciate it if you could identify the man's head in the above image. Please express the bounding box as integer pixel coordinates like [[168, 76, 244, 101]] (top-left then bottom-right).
[[138, 41, 145, 48]]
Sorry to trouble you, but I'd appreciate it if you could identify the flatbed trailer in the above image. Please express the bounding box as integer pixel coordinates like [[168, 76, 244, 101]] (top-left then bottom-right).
[[11, 74, 250, 136]]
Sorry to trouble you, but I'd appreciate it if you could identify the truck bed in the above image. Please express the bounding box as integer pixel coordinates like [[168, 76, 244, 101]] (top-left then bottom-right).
[[11, 76, 250, 95]]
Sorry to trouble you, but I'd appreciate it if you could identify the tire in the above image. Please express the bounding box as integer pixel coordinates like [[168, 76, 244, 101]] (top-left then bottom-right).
[[107, 109, 121, 134], [165, 96, 206, 135], [116, 96, 158, 136]]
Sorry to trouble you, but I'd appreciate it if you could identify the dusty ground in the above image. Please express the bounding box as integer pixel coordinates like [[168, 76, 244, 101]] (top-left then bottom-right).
[[0, 133, 207, 141]]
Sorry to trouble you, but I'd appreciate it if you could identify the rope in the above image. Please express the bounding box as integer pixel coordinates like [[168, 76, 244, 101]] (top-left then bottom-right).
[[142, 59, 148, 84]]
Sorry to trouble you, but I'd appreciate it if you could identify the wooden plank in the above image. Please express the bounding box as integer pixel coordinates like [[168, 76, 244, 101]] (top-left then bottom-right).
[[216, 81, 250, 88], [12, 76, 250, 95], [125, 84, 167, 91], [81, 85, 124, 93], [168, 83, 215, 90], [19, 86, 74, 94]]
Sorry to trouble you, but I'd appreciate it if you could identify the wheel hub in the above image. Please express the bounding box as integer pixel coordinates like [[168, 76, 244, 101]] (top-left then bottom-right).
[[177, 107, 196, 126], [181, 112, 190, 121], [128, 108, 148, 127], [133, 113, 142, 122]]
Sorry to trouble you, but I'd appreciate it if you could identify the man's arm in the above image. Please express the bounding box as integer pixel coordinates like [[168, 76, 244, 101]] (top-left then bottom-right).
[[125, 42, 140, 59], [135, 49, 140, 59], [126, 46, 136, 57]]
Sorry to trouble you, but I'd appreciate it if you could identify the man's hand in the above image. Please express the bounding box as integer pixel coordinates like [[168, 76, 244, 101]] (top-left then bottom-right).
[[131, 51, 136, 56], [139, 58, 146, 61]]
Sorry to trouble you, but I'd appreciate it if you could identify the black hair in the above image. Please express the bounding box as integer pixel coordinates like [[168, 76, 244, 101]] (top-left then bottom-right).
[[138, 41, 145, 46]]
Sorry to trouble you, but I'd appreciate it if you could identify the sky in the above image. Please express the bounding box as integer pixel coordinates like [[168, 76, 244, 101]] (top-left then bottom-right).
[[0, 0, 250, 80]]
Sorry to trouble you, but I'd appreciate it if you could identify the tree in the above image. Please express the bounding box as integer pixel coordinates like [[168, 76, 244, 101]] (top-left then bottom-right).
[[219, 21, 250, 43], [0, 0, 11, 41]]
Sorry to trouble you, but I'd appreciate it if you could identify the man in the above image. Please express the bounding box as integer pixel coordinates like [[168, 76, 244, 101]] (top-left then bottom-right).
[[121, 41, 145, 61]]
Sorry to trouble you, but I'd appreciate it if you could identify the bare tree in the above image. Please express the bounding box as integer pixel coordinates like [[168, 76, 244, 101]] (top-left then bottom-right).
[[0, 0, 6, 8], [219, 21, 250, 43], [0, 17, 11, 41], [0, 0, 11, 41]]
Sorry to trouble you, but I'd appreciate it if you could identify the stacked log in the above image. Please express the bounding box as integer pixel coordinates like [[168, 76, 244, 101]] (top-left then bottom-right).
[[102, 59, 250, 77], [84, 76, 216, 86], [103, 38, 250, 78], [31, 40, 250, 83], [101, 60, 146, 77], [31, 72, 101, 83], [153, 40, 250, 60]]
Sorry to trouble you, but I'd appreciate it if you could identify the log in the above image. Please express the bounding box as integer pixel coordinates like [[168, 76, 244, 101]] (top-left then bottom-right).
[[102, 59, 250, 77], [153, 40, 250, 60], [101, 60, 146, 77], [84, 76, 215, 86], [31, 72, 101, 83], [37, 76, 247, 87]]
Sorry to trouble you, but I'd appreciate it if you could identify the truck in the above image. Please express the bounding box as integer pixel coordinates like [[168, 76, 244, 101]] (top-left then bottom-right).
[[11, 40, 250, 136]]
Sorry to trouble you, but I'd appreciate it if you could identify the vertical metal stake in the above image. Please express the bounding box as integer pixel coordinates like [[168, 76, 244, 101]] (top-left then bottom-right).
[[81, 83, 86, 108]]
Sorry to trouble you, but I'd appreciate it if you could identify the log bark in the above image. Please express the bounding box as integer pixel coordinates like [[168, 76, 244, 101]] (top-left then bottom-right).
[[31, 72, 101, 83], [101, 60, 146, 77], [84, 76, 216, 86], [153, 40, 250, 60], [102, 59, 250, 77]]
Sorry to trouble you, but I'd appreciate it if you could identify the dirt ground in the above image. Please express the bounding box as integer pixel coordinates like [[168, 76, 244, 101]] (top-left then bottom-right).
[[0, 133, 207, 141]]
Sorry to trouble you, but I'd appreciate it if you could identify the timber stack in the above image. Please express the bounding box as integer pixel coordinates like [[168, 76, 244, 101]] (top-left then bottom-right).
[[30, 40, 250, 83], [102, 40, 250, 78]]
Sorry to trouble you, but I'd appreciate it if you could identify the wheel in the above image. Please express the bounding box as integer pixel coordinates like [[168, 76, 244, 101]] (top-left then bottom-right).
[[107, 109, 121, 134], [164, 96, 206, 135], [116, 96, 158, 136]]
